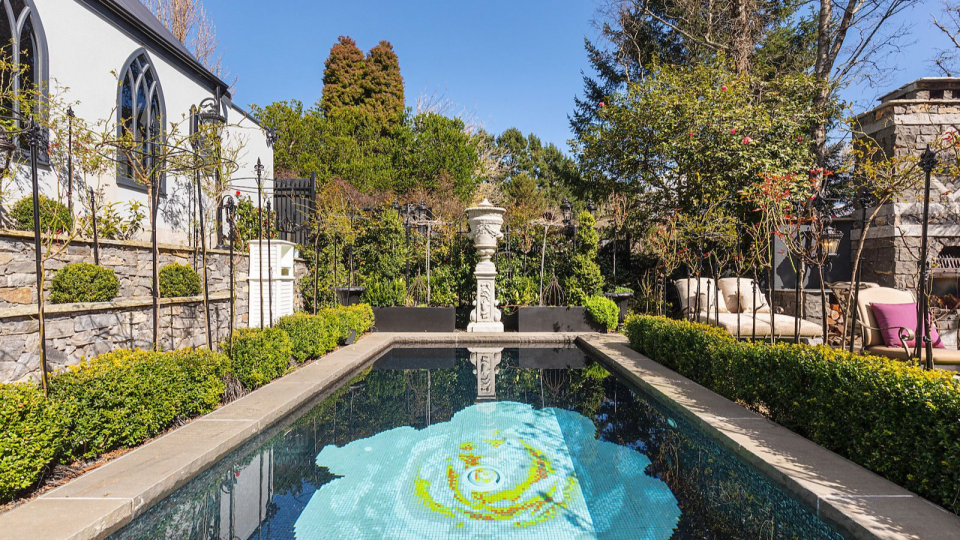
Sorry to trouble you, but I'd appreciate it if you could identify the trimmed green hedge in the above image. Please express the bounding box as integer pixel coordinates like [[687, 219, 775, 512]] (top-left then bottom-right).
[[276, 304, 376, 364], [625, 315, 960, 514], [0, 384, 66, 500], [585, 295, 619, 332], [221, 327, 293, 390], [0, 348, 228, 501], [51, 348, 229, 460], [50, 263, 120, 304], [159, 263, 202, 298]]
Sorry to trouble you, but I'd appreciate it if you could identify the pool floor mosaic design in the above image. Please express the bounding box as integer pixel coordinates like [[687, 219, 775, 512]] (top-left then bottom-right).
[[295, 401, 681, 539]]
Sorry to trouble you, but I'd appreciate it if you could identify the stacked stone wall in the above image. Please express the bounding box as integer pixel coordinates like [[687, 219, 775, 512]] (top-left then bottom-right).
[[0, 230, 307, 383]]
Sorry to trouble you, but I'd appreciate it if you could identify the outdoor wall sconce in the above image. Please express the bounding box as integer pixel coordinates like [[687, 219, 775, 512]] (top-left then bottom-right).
[[819, 226, 843, 259], [560, 198, 573, 225]]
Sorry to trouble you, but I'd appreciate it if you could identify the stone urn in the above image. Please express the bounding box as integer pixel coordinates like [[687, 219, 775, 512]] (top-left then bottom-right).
[[466, 199, 506, 332]]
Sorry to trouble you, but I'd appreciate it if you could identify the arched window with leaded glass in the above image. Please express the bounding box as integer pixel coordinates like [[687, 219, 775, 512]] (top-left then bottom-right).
[[0, 0, 48, 151], [117, 49, 165, 193]]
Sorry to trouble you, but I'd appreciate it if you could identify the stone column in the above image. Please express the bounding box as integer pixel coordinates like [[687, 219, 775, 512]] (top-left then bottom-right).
[[469, 347, 502, 402], [466, 199, 506, 333]]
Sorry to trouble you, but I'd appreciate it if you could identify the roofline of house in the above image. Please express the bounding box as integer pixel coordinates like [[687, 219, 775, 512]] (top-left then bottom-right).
[[84, 0, 232, 99]]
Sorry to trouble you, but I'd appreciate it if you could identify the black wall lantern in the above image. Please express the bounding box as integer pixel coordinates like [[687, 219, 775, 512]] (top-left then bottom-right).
[[819, 226, 843, 258], [560, 198, 573, 225], [189, 90, 226, 350]]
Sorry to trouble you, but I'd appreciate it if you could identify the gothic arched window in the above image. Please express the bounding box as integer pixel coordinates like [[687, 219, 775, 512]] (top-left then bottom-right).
[[117, 50, 165, 192], [0, 0, 48, 151]]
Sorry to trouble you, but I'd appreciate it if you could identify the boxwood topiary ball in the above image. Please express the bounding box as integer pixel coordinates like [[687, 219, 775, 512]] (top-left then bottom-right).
[[159, 263, 202, 298], [49, 263, 120, 304]]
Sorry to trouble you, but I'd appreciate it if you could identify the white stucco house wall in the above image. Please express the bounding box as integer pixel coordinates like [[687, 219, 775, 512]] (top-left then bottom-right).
[[1, 0, 274, 245]]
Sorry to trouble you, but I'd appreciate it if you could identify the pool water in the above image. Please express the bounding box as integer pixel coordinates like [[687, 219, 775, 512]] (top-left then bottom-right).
[[112, 347, 850, 540]]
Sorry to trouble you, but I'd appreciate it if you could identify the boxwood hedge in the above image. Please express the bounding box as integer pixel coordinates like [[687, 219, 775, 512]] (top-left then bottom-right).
[[50, 348, 229, 461], [625, 315, 960, 515], [275, 304, 375, 364], [0, 384, 66, 500]]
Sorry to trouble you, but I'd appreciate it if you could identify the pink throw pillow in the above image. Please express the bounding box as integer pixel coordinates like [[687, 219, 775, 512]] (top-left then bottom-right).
[[869, 302, 944, 349]]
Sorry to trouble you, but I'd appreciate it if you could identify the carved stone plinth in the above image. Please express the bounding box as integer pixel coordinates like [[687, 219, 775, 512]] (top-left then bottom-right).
[[466, 199, 506, 333], [469, 347, 502, 402]]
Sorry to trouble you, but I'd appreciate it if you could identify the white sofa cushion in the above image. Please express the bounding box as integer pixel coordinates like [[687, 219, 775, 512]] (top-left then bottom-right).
[[718, 278, 770, 314], [674, 278, 728, 315]]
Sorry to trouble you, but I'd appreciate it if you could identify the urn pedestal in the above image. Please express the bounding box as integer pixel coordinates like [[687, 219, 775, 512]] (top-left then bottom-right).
[[466, 199, 506, 333]]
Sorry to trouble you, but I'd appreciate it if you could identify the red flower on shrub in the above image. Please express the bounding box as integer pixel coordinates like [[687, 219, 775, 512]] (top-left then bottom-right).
[[731, 128, 737, 134], [599, 102, 605, 108], [721, 85, 727, 91], [742, 137, 753, 144], [236, 190, 241, 196]]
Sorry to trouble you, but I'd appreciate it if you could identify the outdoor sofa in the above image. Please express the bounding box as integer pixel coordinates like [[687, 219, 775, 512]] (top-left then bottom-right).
[[674, 278, 822, 341], [854, 286, 960, 370]]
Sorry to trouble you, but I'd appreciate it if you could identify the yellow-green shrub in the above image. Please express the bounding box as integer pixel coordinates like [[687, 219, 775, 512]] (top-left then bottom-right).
[[275, 313, 341, 364], [221, 327, 292, 390], [625, 315, 960, 515], [0, 384, 66, 500], [585, 295, 619, 332], [275, 304, 375, 364], [50, 348, 229, 460], [330, 303, 375, 339]]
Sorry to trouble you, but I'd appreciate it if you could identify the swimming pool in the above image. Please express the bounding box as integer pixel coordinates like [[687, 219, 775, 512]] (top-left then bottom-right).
[[111, 346, 850, 539]]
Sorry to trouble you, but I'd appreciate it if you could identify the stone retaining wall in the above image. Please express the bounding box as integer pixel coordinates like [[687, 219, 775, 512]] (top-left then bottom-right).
[[0, 230, 251, 308], [0, 231, 308, 384], [0, 296, 236, 383]]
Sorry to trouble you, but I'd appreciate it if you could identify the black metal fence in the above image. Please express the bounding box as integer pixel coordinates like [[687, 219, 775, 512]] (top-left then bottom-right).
[[273, 174, 316, 245]]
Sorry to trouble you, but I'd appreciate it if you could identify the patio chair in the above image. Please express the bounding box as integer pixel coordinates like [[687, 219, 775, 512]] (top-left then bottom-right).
[[673, 278, 767, 335], [854, 287, 960, 370], [716, 278, 822, 341], [674, 278, 823, 340]]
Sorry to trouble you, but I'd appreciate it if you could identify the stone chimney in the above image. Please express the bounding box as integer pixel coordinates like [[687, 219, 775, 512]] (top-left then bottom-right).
[[851, 78, 960, 293]]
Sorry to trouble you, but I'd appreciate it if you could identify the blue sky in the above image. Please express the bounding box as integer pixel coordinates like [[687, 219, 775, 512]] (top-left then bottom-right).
[[208, 0, 949, 151]]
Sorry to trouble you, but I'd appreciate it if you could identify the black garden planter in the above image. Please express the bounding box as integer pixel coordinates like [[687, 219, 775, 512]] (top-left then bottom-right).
[[334, 286, 366, 307], [604, 292, 633, 326], [372, 307, 456, 332], [516, 306, 604, 333]]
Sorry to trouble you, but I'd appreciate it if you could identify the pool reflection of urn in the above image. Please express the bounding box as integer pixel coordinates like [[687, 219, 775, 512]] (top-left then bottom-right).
[[466, 199, 506, 333], [469, 348, 502, 402]]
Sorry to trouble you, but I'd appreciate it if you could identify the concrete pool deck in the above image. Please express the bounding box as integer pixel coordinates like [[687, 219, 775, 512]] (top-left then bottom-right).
[[578, 334, 960, 540], [1, 331, 958, 539]]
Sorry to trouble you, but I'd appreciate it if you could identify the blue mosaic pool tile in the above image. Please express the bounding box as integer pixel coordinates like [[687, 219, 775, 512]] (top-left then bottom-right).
[[293, 402, 681, 540]]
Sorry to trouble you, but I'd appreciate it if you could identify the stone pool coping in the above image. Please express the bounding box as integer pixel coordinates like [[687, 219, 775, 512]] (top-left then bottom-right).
[[578, 334, 960, 540], [0, 332, 584, 540]]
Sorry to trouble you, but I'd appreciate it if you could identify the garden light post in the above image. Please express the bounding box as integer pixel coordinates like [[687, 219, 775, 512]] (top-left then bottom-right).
[[226, 197, 236, 347], [917, 145, 937, 369], [27, 120, 49, 393], [190, 95, 225, 350], [819, 225, 843, 343], [848, 190, 871, 353], [255, 158, 265, 329], [88, 187, 100, 265], [267, 201, 274, 327], [66, 106, 74, 222]]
